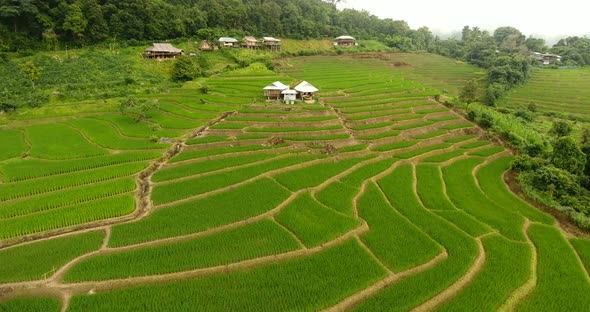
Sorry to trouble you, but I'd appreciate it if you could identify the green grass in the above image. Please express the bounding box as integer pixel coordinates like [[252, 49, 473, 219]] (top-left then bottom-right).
[[68, 239, 387, 312], [517, 224, 590, 311], [0, 128, 27, 161], [275, 193, 360, 247], [0, 178, 135, 219], [393, 121, 435, 130], [460, 140, 490, 149], [152, 155, 315, 205], [437, 235, 531, 311], [90, 114, 182, 138], [0, 231, 103, 282], [169, 145, 280, 163], [445, 135, 476, 143], [395, 143, 451, 159], [66, 118, 168, 150], [354, 164, 479, 311], [0, 297, 61, 312], [64, 220, 300, 282], [415, 164, 456, 210], [357, 130, 400, 140], [441, 122, 474, 130], [468, 146, 505, 156], [184, 135, 228, 145], [0, 194, 134, 239], [283, 134, 350, 141], [25, 123, 108, 159], [476, 157, 555, 224], [248, 125, 342, 132], [500, 68, 590, 119], [208, 123, 248, 130], [359, 182, 442, 272], [0, 161, 148, 201], [314, 181, 358, 216], [339, 144, 368, 153], [152, 153, 276, 182], [421, 149, 465, 163], [273, 156, 371, 191], [0, 152, 160, 182], [434, 210, 493, 237], [371, 140, 418, 152], [351, 122, 394, 131], [413, 130, 447, 139], [109, 178, 291, 247], [443, 158, 525, 241], [570, 238, 590, 273]]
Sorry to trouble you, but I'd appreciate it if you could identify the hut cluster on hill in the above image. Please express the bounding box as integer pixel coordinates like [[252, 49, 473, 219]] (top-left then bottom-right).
[[263, 81, 319, 104], [144, 35, 356, 59], [208, 36, 282, 52]]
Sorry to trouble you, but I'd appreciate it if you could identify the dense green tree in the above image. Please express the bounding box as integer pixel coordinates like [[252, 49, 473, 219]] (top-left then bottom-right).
[[459, 79, 479, 104], [62, 3, 87, 41], [526, 36, 547, 52], [170, 56, 201, 82], [551, 136, 586, 175], [0, 0, 37, 32], [549, 121, 574, 138], [119, 97, 158, 122]]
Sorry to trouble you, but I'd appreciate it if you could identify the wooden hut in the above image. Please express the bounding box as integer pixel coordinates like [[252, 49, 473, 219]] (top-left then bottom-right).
[[218, 37, 238, 48], [242, 36, 260, 49], [143, 43, 183, 59], [334, 35, 357, 47], [263, 81, 288, 100], [295, 81, 319, 101], [199, 40, 217, 51], [262, 37, 281, 52]]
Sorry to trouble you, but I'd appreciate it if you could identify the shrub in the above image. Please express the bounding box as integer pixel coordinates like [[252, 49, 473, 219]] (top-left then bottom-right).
[[170, 56, 201, 82]]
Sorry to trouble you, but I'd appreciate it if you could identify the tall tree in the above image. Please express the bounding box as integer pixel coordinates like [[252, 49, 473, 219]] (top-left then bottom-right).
[[62, 3, 88, 41], [0, 0, 38, 32]]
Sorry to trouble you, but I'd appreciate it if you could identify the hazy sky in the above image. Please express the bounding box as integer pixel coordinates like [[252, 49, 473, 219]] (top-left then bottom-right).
[[339, 0, 589, 40]]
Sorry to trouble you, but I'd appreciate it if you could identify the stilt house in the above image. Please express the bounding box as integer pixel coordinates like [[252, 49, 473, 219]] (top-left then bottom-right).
[[143, 43, 183, 59], [219, 37, 238, 48], [263, 81, 289, 100], [334, 36, 357, 47], [262, 37, 281, 52], [242, 36, 260, 49]]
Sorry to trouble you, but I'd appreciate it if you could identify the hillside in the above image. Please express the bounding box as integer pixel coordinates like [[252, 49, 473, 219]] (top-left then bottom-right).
[[1, 53, 590, 311]]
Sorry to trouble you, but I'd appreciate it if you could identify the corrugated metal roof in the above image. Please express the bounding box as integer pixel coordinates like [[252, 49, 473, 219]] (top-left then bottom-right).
[[294, 81, 318, 93], [218, 37, 238, 43], [262, 37, 281, 42], [281, 89, 298, 94], [263, 81, 289, 90], [244, 36, 258, 42], [145, 43, 183, 53], [335, 35, 356, 40]]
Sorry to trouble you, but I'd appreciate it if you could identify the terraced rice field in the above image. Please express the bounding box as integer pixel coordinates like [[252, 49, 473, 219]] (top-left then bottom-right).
[[501, 67, 590, 118], [1, 54, 589, 312]]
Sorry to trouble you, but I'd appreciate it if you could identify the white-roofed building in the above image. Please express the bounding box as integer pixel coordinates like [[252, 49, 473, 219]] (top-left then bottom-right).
[[334, 35, 357, 47], [281, 89, 298, 104], [263, 81, 289, 99], [294, 81, 319, 101], [218, 37, 238, 47]]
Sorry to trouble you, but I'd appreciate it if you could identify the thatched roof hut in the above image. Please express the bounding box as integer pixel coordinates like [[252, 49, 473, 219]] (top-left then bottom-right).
[[199, 40, 217, 51], [263, 81, 289, 99], [242, 36, 260, 49], [334, 35, 357, 47], [262, 37, 281, 52], [144, 43, 183, 59]]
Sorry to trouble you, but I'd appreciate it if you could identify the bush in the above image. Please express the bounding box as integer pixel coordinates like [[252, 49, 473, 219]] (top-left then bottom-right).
[[170, 56, 201, 82]]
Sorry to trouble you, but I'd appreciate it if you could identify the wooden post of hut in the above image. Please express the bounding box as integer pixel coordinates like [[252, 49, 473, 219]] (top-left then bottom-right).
[[242, 36, 260, 50], [263, 81, 289, 100], [334, 36, 357, 47], [143, 43, 184, 59], [262, 37, 281, 52]]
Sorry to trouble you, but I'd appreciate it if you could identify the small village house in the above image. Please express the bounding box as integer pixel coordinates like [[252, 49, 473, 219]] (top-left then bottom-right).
[[199, 40, 217, 51], [219, 37, 238, 48], [242, 36, 260, 49], [531, 52, 561, 65], [143, 43, 183, 59], [282, 89, 298, 104], [334, 35, 357, 47], [263, 81, 289, 100], [294, 81, 319, 101], [262, 37, 281, 52]]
